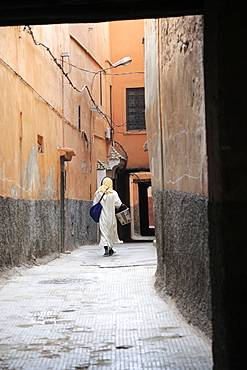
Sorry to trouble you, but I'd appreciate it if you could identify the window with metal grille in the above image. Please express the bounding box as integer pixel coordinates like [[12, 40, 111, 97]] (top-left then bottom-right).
[[126, 87, 146, 131]]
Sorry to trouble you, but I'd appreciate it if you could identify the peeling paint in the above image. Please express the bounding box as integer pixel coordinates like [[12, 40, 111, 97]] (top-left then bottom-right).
[[23, 144, 41, 196], [13, 144, 57, 199]]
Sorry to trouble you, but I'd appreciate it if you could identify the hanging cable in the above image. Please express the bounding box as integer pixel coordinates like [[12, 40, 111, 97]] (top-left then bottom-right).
[[24, 26, 143, 127], [24, 25, 146, 147], [55, 58, 144, 77], [130, 173, 151, 185], [112, 141, 128, 159], [25, 26, 92, 93]]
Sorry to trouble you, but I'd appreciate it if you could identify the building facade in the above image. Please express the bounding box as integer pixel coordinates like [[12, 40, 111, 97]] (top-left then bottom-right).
[[109, 20, 153, 242], [0, 20, 149, 267]]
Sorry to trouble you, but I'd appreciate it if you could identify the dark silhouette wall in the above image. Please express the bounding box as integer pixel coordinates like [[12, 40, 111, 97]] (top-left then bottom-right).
[[0, 1, 246, 368], [204, 1, 247, 369]]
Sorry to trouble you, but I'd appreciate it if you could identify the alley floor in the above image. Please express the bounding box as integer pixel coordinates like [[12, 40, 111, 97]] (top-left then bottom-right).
[[0, 243, 213, 370]]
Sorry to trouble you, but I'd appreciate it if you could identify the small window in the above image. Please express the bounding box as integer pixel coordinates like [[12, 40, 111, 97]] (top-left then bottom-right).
[[126, 87, 146, 131], [37, 135, 44, 153]]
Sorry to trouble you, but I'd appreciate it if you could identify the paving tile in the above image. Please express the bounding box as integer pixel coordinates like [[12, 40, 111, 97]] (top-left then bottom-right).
[[0, 243, 213, 369]]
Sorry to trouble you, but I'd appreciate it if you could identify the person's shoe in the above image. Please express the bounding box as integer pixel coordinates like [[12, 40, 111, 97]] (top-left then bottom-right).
[[103, 246, 109, 257], [109, 248, 116, 256]]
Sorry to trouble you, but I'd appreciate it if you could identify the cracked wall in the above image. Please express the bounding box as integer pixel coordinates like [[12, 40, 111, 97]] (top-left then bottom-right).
[[145, 16, 211, 337]]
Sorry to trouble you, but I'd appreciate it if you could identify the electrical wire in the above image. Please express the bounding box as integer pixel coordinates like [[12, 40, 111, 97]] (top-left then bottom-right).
[[55, 58, 144, 77], [55, 58, 97, 75], [25, 26, 114, 129], [92, 108, 146, 130], [130, 172, 151, 185], [24, 25, 146, 142], [112, 141, 128, 159], [113, 110, 146, 127], [25, 26, 93, 93]]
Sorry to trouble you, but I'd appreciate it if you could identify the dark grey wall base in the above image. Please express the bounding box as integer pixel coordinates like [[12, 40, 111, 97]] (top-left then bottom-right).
[[0, 196, 97, 268], [65, 198, 97, 250], [0, 196, 60, 267], [152, 188, 212, 338]]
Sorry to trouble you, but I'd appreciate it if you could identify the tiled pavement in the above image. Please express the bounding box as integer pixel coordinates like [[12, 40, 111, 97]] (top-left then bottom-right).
[[0, 243, 213, 369]]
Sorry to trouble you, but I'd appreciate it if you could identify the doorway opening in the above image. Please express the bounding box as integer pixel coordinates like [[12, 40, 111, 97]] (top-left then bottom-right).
[[115, 169, 155, 242]]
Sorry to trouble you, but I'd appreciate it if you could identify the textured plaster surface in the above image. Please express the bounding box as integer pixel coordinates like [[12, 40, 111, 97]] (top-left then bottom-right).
[[0, 197, 97, 268], [0, 196, 60, 267], [145, 16, 207, 195], [153, 187, 212, 338], [145, 16, 210, 339], [65, 199, 97, 250]]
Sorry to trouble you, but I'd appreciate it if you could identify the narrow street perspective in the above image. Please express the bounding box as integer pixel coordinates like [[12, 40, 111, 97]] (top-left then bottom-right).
[[0, 243, 212, 369], [1, 1, 247, 369]]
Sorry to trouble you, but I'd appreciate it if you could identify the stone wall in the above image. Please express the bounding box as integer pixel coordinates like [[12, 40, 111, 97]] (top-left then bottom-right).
[[0, 196, 60, 267], [65, 199, 97, 250], [153, 188, 211, 337], [0, 196, 97, 268], [145, 16, 211, 337]]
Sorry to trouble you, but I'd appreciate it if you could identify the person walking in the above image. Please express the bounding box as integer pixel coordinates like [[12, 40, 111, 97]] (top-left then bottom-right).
[[93, 177, 122, 256]]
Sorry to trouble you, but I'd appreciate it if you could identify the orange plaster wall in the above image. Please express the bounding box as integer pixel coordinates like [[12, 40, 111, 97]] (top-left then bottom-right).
[[0, 21, 148, 203], [0, 24, 112, 201]]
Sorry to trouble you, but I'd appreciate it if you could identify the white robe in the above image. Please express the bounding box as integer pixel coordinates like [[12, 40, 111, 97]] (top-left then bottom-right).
[[93, 190, 122, 249]]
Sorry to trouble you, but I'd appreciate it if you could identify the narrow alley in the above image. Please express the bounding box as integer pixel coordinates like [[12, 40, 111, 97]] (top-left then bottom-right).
[[0, 243, 212, 370]]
